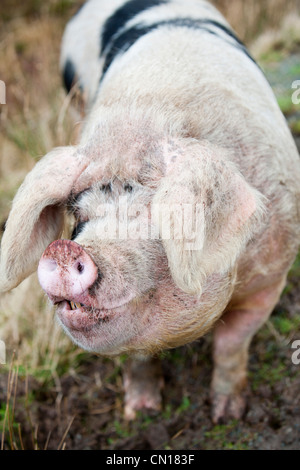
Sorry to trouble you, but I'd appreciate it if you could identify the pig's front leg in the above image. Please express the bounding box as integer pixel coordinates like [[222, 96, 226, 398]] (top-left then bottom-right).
[[211, 278, 286, 423], [123, 356, 164, 420]]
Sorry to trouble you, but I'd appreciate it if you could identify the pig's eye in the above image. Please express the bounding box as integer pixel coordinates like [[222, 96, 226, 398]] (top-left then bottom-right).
[[100, 183, 112, 193], [67, 188, 90, 214], [71, 221, 87, 240], [124, 183, 133, 192]]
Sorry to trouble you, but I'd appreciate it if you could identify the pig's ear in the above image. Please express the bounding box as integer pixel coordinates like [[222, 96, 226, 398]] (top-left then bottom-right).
[[152, 140, 266, 295], [0, 146, 87, 293]]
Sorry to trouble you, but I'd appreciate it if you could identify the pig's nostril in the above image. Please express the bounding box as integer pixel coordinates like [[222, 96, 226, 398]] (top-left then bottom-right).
[[76, 262, 84, 274]]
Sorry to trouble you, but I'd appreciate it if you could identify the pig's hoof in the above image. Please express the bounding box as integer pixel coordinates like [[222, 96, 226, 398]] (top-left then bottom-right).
[[124, 387, 163, 420], [211, 392, 247, 424], [123, 358, 164, 420]]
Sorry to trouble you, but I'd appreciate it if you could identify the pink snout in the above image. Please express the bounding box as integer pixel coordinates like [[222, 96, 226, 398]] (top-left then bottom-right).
[[38, 239, 98, 302]]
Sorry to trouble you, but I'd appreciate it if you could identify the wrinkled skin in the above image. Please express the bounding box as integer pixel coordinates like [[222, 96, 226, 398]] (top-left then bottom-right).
[[1, 0, 300, 423]]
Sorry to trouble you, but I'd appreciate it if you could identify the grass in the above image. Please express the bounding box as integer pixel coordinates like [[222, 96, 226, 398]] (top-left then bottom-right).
[[212, 0, 300, 43], [0, 348, 93, 449], [272, 315, 300, 336], [203, 420, 257, 450], [1, 353, 42, 450]]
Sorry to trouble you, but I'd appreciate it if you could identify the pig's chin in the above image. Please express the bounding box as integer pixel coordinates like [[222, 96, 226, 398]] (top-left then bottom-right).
[[55, 297, 145, 355]]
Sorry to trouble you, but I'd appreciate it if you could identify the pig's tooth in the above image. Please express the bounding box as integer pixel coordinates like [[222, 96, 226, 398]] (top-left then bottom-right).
[[68, 301, 84, 310]]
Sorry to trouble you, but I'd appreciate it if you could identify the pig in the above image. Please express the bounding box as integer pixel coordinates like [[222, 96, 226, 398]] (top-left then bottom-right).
[[1, 0, 300, 423]]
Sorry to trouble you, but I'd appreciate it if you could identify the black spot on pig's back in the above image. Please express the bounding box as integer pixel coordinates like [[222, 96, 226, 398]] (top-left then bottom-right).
[[100, 15, 256, 79], [100, 0, 168, 54]]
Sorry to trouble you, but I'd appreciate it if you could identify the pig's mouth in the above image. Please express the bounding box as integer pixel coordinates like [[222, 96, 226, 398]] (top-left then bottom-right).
[[65, 300, 112, 324], [54, 289, 157, 354], [55, 296, 137, 332]]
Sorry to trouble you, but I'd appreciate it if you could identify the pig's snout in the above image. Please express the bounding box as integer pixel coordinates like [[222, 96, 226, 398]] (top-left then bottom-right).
[[38, 239, 98, 302]]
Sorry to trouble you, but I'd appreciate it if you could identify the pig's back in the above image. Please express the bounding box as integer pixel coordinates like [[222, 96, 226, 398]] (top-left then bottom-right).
[[60, 0, 232, 105]]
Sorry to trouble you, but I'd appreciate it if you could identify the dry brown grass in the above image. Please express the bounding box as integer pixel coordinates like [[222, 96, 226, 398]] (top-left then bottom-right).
[[0, 7, 80, 220], [0, 3, 81, 369], [212, 0, 300, 42]]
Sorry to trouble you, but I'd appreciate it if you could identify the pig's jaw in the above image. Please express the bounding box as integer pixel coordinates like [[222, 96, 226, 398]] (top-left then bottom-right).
[[54, 291, 153, 355]]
